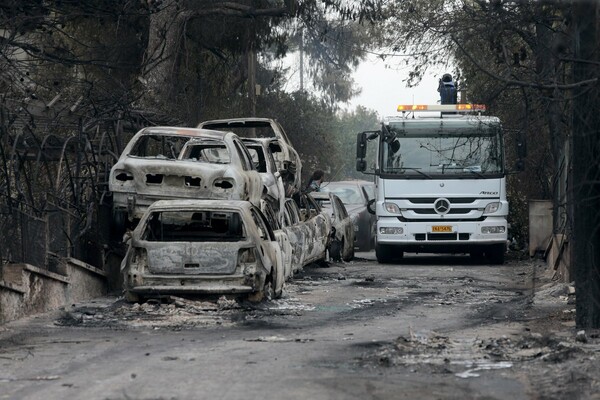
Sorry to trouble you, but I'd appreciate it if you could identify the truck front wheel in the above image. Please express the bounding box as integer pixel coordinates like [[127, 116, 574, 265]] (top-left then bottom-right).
[[376, 243, 402, 263], [486, 244, 505, 265]]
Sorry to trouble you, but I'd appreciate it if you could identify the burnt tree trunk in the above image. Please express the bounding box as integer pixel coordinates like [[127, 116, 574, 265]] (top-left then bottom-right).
[[572, 1, 600, 329], [535, 7, 566, 235], [142, 1, 193, 111]]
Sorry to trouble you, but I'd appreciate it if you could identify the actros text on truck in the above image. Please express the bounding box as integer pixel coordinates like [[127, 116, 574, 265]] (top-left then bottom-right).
[[356, 103, 508, 264]]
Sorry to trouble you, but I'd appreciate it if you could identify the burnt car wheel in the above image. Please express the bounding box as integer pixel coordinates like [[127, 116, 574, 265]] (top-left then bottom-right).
[[330, 238, 343, 262], [248, 272, 276, 302], [343, 239, 354, 262], [123, 290, 141, 303]]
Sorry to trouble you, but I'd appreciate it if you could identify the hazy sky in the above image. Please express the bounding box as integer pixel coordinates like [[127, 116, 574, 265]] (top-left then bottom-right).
[[280, 52, 449, 119], [345, 54, 445, 118]]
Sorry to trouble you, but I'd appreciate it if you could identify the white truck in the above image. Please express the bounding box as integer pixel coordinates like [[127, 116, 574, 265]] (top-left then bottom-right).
[[356, 104, 508, 264]]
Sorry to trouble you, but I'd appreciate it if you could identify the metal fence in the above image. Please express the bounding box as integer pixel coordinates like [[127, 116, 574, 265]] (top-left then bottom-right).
[[0, 208, 47, 267], [0, 99, 180, 272]]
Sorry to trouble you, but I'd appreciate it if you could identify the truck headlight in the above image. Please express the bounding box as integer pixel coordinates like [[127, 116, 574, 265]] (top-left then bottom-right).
[[384, 202, 401, 214], [484, 202, 500, 214], [481, 226, 505, 234]]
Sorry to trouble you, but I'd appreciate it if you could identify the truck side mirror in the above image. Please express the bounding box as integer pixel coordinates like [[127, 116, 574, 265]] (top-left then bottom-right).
[[357, 131, 379, 173], [356, 159, 367, 172], [357, 132, 368, 172], [356, 132, 367, 159]]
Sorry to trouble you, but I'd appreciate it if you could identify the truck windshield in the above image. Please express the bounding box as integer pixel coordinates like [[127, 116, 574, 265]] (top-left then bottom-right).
[[381, 123, 503, 178]]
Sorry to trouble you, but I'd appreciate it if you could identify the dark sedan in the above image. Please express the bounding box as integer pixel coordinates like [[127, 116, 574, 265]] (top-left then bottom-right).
[[320, 180, 376, 251]]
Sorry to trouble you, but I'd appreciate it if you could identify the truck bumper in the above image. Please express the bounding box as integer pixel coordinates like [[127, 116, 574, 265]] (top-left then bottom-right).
[[376, 216, 507, 253]]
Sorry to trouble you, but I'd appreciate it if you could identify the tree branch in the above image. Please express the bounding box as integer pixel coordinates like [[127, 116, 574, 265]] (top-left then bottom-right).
[[192, 3, 290, 18], [451, 35, 598, 90]]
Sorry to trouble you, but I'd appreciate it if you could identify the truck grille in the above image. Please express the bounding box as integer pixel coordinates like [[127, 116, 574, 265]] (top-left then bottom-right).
[[407, 197, 476, 204], [413, 209, 467, 215], [415, 233, 470, 241], [389, 196, 499, 222]]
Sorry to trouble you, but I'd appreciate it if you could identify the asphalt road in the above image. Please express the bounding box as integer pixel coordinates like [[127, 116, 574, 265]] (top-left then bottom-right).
[[0, 252, 597, 400]]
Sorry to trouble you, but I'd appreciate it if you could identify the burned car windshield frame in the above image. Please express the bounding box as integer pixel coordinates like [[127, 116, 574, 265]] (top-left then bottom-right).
[[141, 210, 245, 242], [129, 134, 191, 159], [179, 140, 231, 164]]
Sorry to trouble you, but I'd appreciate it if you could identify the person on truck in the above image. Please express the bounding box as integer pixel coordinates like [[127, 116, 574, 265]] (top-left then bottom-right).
[[438, 73, 458, 105]]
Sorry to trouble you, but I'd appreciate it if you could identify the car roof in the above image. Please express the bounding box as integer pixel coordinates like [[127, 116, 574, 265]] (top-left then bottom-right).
[[184, 132, 237, 145], [241, 137, 277, 145], [138, 126, 232, 138], [198, 118, 277, 128], [147, 199, 253, 212]]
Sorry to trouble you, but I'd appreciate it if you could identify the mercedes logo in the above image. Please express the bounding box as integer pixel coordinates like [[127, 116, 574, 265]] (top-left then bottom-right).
[[434, 198, 451, 215]]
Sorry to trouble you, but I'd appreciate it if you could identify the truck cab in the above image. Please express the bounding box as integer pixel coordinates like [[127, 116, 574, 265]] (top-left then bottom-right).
[[357, 104, 508, 264]]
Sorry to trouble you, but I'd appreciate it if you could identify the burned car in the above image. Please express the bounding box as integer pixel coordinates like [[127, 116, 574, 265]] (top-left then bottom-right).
[[260, 200, 294, 280], [197, 118, 302, 197], [109, 127, 262, 228], [242, 138, 286, 223], [121, 199, 285, 302], [320, 180, 376, 251], [281, 199, 310, 272], [311, 192, 355, 262], [296, 193, 332, 266]]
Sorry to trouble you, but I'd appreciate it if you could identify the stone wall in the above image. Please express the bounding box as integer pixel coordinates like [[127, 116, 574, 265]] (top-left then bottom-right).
[[0, 258, 107, 324]]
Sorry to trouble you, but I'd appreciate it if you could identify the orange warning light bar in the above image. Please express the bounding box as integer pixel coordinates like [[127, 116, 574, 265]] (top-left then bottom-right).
[[397, 104, 428, 111], [397, 104, 486, 112]]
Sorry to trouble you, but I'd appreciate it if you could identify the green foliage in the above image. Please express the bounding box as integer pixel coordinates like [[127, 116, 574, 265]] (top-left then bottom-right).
[[254, 92, 379, 184], [507, 178, 530, 249], [329, 106, 379, 180]]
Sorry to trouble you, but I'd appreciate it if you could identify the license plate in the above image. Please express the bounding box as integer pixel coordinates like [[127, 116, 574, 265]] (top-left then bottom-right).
[[432, 225, 452, 233]]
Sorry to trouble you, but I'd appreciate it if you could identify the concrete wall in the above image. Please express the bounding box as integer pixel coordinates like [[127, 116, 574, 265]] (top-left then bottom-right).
[[0, 258, 107, 324], [529, 200, 553, 257]]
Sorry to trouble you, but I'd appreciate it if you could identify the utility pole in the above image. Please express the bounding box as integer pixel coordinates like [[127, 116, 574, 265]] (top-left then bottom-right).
[[299, 28, 304, 92], [248, 50, 256, 118]]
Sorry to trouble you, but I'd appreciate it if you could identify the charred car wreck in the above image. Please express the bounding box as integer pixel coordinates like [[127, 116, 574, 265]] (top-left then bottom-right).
[[109, 127, 262, 230], [110, 123, 334, 303], [311, 192, 355, 262], [198, 118, 302, 197], [242, 138, 286, 224], [121, 200, 285, 302]]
